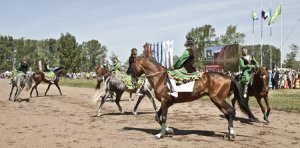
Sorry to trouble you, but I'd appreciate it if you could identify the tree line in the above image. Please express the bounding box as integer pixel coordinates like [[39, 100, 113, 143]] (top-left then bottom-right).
[[1, 25, 298, 73]]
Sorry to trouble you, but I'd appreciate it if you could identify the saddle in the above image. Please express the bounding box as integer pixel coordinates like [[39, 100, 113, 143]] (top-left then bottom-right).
[[167, 69, 202, 85]]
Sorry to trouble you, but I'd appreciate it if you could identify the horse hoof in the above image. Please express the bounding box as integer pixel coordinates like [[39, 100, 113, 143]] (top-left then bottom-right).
[[132, 111, 138, 116], [96, 113, 102, 117], [155, 133, 163, 139], [166, 127, 174, 135], [224, 134, 235, 141]]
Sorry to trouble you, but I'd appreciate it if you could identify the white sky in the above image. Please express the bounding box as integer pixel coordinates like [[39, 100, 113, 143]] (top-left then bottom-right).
[[0, 0, 299, 63]]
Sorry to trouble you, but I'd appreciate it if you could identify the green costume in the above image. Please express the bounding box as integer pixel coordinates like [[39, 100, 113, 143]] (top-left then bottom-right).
[[111, 60, 121, 73], [44, 63, 56, 81], [239, 55, 258, 86], [173, 49, 190, 69]]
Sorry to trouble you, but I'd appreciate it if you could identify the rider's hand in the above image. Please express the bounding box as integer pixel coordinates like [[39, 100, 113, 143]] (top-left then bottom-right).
[[248, 65, 255, 68]]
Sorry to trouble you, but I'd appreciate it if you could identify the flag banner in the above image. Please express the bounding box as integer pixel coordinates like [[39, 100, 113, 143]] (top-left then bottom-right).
[[251, 11, 259, 20], [268, 5, 281, 25], [261, 10, 268, 20]]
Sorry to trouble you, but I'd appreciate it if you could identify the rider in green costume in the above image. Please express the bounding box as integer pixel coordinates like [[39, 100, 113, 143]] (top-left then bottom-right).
[[9, 59, 29, 85], [239, 47, 259, 98], [44, 60, 56, 84], [168, 35, 197, 97], [111, 57, 121, 74]]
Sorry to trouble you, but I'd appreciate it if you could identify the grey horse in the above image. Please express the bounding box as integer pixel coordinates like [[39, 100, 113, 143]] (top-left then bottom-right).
[[9, 72, 33, 102], [96, 74, 157, 116]]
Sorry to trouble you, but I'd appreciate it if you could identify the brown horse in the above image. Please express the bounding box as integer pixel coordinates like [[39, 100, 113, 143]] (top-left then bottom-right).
[[232, 67, 271, 122], [128, 57, 256, 140], [30, 66, 66, 97], [95, 66, 112, 90]]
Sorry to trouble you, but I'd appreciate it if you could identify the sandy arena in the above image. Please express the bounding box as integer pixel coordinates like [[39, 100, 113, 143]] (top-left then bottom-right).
[[0, 79, 299, 148]]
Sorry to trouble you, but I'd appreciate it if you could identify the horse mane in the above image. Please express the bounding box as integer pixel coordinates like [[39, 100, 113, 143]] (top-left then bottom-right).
[[136, 57, 167, 70], [255, 67, 268, 75]]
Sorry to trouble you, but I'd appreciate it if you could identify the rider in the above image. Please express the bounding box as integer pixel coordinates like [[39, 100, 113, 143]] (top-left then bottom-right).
[[44, 59, 56, 84], [239, 47, 259, 98], [9, 59, 29, 85], [111, 57, 121, 74], [127, 48, 144, 96], [167, 35, 197, 97], [102, 59, 110, 70]]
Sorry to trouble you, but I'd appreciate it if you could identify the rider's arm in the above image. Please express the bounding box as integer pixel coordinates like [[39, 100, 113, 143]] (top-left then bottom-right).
[[239, 58, 251, 70]]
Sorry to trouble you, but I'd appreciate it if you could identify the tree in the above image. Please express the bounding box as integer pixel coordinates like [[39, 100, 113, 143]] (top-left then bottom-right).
[[283, 44, 299, 68], [220, 25, 245, 45], [57, 33, 80, 72], [81, 40, 107, 71], [186, 24, 219, 69]]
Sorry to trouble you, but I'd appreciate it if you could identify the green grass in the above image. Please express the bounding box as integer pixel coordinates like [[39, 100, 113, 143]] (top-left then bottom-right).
[[248, 89, 300, 113], [59, 78, 97, 88], [58, 79, 300, 112]]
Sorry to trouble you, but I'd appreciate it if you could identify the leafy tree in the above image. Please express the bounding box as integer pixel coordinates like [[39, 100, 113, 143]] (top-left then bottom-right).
[[186, 24, 219, 69], [283, 44, 299, 68], [81, 40, 107, 71], [220, 25, 245, 45], [57, 33, 80, 72]]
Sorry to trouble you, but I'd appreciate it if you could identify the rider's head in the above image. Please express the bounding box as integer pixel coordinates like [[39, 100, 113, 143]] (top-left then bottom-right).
[[242, 47, 248, 56], [184, 35, 195, 48], [131, 48, 137, 56], [21, 59, 28, 67]]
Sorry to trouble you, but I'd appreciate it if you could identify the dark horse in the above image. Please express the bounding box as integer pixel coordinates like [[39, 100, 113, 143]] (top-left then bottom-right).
[[128, 57, 256, 140], [232, 67, 271, 123], [30, 66, 66, 97], [9, 72, 33, 102]]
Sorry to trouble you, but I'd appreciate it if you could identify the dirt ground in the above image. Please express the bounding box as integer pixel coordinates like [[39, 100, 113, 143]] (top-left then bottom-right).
[[0, 78, 299, 148]]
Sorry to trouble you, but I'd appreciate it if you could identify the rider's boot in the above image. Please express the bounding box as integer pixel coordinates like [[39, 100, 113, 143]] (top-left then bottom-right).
[[166, 77, 178, 98]]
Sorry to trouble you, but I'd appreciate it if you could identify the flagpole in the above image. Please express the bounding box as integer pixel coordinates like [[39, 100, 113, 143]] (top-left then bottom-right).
[[270, 1, 273, 70], [260, 3, 263, 66], [280, 1, 283, 68]]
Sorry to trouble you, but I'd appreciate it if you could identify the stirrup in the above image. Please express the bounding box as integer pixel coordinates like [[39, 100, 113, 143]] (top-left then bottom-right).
[[50, 80, 54, 84], [168, 91, 178, 98]]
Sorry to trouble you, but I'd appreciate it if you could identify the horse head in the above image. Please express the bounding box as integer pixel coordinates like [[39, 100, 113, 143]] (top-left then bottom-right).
[[252, 67, 269, 91], [54, 66, 67, 78]]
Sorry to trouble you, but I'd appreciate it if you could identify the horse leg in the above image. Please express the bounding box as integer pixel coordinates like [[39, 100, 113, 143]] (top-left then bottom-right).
[[115, 92, 124, 113], [129, 93, 134, 101], [146, 91, 158, 112], [155, 101, 173, 139], [96, 91, 110, 117], [211, 97, 236, 140], [44, 83, 52, 96], [231, 97, 236, 109], [264, 96, 271, 123], [132, 95, 145, 115], [255, 97, 267, 122], [54, 83, 63, 95], [9, 85, 15, 101]]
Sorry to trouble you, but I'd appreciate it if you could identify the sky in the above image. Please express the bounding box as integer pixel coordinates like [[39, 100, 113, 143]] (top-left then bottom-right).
[[0, 0, 299, 65]]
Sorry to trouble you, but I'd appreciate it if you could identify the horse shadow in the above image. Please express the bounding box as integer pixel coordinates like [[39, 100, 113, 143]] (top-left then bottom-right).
[[92, 111, 155, 117], [219, 115, 256, 124], [122, 126, 253, 138]]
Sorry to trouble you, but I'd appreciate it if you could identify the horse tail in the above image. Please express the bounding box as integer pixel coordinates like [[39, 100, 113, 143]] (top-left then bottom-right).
[[231, 79, 256, 120]]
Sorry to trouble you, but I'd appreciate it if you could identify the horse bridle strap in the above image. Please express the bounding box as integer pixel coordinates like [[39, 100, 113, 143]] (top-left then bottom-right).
[[145, 71, 166, 78]]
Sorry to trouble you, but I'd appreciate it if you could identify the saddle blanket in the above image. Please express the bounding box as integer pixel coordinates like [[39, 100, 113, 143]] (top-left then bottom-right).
[[167, 79, 195, 92]]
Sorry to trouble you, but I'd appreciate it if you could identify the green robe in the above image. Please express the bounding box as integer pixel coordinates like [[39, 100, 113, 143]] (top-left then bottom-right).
[[111, 62, 121, 73], [239, 55, 258, 86], [173, 49, 190, 69]]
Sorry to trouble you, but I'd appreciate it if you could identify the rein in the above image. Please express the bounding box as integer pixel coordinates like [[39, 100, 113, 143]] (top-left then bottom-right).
[[145, 70, 166, 78]]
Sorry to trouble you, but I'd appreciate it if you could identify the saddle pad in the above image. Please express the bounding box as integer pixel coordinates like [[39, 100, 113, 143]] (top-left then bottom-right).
[[167, 79, 195, 92], [44, 72, 55, 81], [168, 69, 201, 85], [120, 72, 145, 89]]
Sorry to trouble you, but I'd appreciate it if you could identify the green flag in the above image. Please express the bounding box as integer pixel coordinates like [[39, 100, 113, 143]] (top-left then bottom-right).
[[251, 11, 258, 20], [268, 5, 281, 25]]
